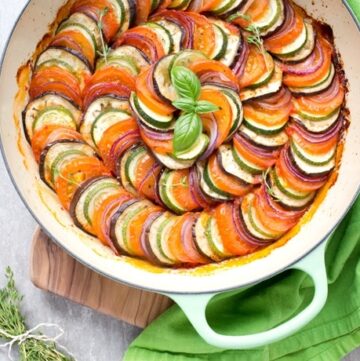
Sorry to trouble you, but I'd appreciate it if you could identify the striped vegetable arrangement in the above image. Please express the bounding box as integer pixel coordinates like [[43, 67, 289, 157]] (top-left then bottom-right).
[[22, 0, 346, 267]]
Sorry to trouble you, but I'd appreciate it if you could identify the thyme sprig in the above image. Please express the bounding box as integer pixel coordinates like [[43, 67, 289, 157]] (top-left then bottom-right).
[[0, 267, 74, 361], [96, 7, 111, 64]]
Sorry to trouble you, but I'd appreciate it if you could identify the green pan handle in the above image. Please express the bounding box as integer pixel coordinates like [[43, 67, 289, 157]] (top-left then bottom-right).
[[165, 240, 328, 349], [344, 0, 360, 27]]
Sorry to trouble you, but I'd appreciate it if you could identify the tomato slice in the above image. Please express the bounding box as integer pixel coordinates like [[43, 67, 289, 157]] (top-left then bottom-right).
[[243, 104, 290, 127], [170, 169, 199, 212], [30, 66, 82, 107], [128, 205, 162, 257], [253, 188, 298, 234], [88, 66, 135, 91], [31, 125, 83, 163], [71, 0, 121, 42], [136, 67, 175, 115], [264, 4, 305, 52], [139, 127, 174, 154], [286, 123, 339, 155], [214, 202, 259, 255], [113, 30, 164, 62], [231, 0, 269, 27], [83, 82, 131, 110], [133, 152, 162, 202], [293, 75, 345, 116], [208, 154, 252, 196], [199, 88, 232, 148], [237, 46, 268, 88], [186, 13, 215, 58], [52, 29, 95, 66], [136, 0, 152, 25], [283, 38, 333, 88], [190, 60, 239, 90], [55, 156, 111, 210], [92, 192, 133, 251], [97, 119, 140, 171]]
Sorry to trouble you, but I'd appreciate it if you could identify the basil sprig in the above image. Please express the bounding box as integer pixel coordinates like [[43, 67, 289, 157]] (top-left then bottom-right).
[[171, 66, 218, 154]]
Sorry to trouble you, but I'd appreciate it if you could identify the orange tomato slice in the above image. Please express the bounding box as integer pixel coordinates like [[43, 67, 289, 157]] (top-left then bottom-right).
[[214, 202, 258, 255], [55, 156, 111, 210], [208, 154, 252, 196]]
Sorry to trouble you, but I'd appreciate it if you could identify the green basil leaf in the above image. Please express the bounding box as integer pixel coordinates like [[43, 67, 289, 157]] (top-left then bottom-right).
[[194, 100, 219, 114], [172, 98, 196, 112], [171, 66, 201, 100], [173, 113, 202, 153]]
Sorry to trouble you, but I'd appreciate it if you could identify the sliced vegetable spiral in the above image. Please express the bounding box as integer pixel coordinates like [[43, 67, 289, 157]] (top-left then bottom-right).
[[22, 0, 346, 267]]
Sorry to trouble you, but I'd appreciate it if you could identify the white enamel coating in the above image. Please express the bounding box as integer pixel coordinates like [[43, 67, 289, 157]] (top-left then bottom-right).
[[0, 0, 359, 294]]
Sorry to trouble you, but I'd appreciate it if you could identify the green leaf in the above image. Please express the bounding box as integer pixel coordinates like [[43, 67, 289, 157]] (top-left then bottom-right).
[[172, 98, 196, 112], [194, 100, 219, 114], [171, 66, 201, 100], [173, 113, 202, 153]]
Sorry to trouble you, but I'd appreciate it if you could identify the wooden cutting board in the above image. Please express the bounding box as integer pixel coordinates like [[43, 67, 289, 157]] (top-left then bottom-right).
[[30, 227, 173, 328]]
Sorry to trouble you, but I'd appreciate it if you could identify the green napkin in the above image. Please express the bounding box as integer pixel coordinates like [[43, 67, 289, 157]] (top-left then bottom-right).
[[124, 196, 360, 361]]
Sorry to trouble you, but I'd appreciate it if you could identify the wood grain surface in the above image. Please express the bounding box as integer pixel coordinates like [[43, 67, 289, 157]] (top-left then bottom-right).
[[30, 227, 173, 328]]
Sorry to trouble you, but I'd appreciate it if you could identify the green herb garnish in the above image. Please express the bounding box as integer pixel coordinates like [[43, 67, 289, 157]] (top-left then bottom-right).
[[171, 66, 218, 154], [96, 7, 111, 64], [227, 13, 265, 54], [0, 267, 74, 361]]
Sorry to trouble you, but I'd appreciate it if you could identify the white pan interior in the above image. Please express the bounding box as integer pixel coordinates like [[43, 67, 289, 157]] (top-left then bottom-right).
[[0, 0, 359, 294]]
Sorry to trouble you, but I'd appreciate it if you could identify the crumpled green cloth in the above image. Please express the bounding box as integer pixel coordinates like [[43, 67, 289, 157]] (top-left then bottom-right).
[[124, 196, 360, 361]]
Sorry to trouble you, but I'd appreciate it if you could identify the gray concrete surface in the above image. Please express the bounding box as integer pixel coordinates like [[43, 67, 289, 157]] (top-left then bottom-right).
[[0, 1, 358, 360]]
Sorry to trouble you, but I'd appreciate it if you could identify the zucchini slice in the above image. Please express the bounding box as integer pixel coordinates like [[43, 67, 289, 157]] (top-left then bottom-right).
[[241, 194, 279, 240], [170, 50, 208, 69], [108, 45, 150, 70], [168, 0, 192, 10], [70, 176, 121, 235], [154, 19, 183, 53], [153, 151, 195, 170], [193, 213, 223, 261], [211, 0, 245, 16], [143, 22, 174, 54], [240, 124, 288, 148], [118, 145, 142, 195], [267, 171, 315, 208], [122, 145, 148, 194], [211, 24, 228, 61], [23, 94, 81, 142], [159, 169, 186, 214], [240, 64, 283, 101], [290, 142, 335, 174], [148, 212, 178, 265], [218, 145, 259, 184], [211, 20, 241, 67], [153, 54, 177, 103], [130, 92, 175, 131], [110, 199, 140, 254], [292, 109, 341, 133], [57, 15, 98, 53], [111, 199, 151, 255], [35, 47, 91, 78], [198, 163, 232, 201], [276, 22, 315, 62], [81, 96, 130, 148], [39, 140, 95, 189], [96, 55, 139, 74], [232, 145, 264, 175], [174, 134, 209, 161]]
